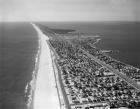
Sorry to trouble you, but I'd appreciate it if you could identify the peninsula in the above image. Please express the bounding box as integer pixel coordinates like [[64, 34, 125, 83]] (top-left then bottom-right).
[[32, 23, 140, 109]]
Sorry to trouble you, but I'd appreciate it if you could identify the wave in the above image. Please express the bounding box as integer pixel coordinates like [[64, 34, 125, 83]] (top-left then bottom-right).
[[24, 23, 41, 109]]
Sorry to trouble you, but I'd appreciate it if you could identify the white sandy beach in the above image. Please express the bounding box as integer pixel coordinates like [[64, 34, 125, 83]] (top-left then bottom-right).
[[31, 23, 60, 109]]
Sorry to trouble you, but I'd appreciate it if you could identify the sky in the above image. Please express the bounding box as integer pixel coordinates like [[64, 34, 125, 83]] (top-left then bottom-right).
[[0, 0, 139, 22]]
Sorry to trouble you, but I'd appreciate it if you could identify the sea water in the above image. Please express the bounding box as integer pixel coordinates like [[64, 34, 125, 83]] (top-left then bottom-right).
[[41, 21, 140, 68], [0, 22, 39, 109]]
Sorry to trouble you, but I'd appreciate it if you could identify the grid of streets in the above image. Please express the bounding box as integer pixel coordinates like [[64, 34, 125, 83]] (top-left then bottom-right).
[[37, 24, 140, 109], [47, 36, 140, 109]]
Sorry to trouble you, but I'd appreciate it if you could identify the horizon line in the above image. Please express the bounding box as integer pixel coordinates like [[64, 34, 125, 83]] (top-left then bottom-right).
[[0, 20, 140, 23]]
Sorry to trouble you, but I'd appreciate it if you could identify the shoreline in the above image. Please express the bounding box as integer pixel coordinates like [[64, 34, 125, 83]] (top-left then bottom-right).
[[92, 39, 140, 84], [28, 23, 140, 109], [31, 23, 60, 109], [92, 37, 140, 78], [25, 23, 42, 109], [95, 38, 140, 69]]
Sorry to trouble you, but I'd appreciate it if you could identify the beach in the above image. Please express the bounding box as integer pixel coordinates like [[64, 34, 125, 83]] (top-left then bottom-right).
[[31, 23, 60, 109]]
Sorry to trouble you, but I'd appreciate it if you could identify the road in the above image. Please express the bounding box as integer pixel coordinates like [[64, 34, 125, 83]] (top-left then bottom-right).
[[78, 45, 140, 92], [48, 41, 71, 109], [66, 40, 140, 92]]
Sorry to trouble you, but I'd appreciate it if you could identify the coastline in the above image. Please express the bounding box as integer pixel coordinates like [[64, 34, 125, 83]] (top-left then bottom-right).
[[24, 23, 42, 109], [93, 37, 140, 82], [29, 22, 140, 109], [31, 23, 60, 109], [29, 23, 140, 109]]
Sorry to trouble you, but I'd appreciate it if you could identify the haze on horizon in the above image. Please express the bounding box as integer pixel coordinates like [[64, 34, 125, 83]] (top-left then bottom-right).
[[0, 0, 139, 22]]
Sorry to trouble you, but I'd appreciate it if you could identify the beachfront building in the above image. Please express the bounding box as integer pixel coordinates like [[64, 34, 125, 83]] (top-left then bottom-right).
[[36, 24, 140, 109], [49, 37, 140, 109]]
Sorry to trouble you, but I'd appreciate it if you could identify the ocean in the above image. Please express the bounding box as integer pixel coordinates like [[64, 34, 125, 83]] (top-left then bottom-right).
[[0, 22, 39, 109], [41, 21, 140, 68]]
